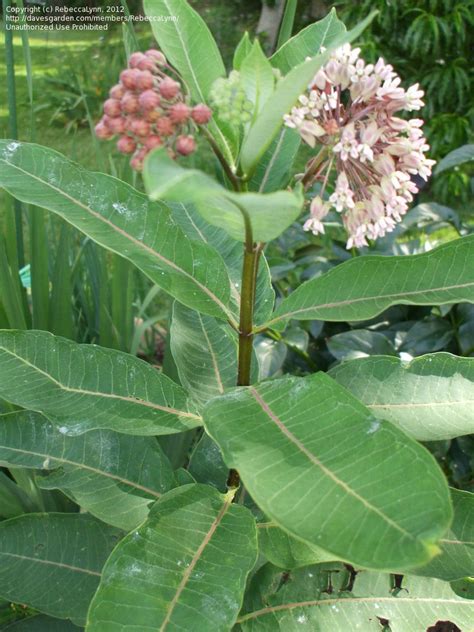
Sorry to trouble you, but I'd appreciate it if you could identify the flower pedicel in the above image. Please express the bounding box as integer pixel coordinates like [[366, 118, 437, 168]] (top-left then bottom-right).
[[95, 49, 212, 171], [284, 43, 436, 249]]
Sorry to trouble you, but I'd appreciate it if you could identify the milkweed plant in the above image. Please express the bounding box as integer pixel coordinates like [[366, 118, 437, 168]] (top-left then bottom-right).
[[0, 2, 473, 630]]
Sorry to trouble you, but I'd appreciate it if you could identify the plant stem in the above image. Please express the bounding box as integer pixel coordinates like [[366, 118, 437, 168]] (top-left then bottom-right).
[[228, 207, 262, 490]]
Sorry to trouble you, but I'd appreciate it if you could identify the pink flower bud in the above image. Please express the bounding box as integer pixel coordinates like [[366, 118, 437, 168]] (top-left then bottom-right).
[[109, 83, 125, 99], [106, 116, 126, 134], [169, 102, 191, 124], [159, 77, 180, 100], [136, 70, 154, 91], [103, 98, 122, 117], [145, 109, 162, 123], [128, 52, 146, 69], [156, 117, 175, 137], [121, 92, 140, 113], [145, 135, 163, 150], [176, 135, 196, 156], [120, 68, 140, 90], [130, 119, 151, 137], [137, 57, 156, 72], [146, 49, 166, 66], [191, 104, 212, 125], [95, 121, 113, 140], [117, 135, 137, 154], [139, 89, 161, 111], [130, 147, 148, 172]]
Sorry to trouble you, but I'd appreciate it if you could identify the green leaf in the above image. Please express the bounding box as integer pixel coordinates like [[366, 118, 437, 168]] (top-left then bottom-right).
[[240, 40, 275, 117], [187, 432, 228, 492], [263, 236, 474, 330], [144, 148, 303, 242], [329, 353, 474, 441], [240, 12, 377, 176], [170, 302, 237, 406], [0, 513, 119, 625], [435, 143, 474, 175], [327, 330, 396, 361], [204, 373, 452, 570], [0, 615, 81, 631], [237, 565, 474, 631], [258, 522, 336, 570], [86, 484, 257, 632], [0, 330, 201, 436], [271, 8, 347, 74], [248, 127, 301, 193], [0, 410, 176, 531], [0, 141, 234, 324], [411, 488, 474, 581], [233, 31, 252, 70], [143, 0, 224, 102], [171, 203, 275, 325], [142, 0, 234, 165]]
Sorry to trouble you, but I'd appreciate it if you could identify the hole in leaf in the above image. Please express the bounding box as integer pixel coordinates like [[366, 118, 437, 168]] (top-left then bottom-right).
[[426, 622, 461, 632]]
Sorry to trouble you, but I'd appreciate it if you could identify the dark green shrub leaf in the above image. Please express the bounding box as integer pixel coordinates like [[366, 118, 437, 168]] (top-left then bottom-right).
[[0, 410, 176, 530], [264, 236, 474, 329], [86, 484, 257, 632], [0, 142, 234, 324], [329, 353, 474, 440], [0, 330, 201, 436], [237, 565, 474, 630], [411, 488, 474, 581], [204, 373, 451, 570], [270, 8, 346, 73], [0, 514, 119, 625]]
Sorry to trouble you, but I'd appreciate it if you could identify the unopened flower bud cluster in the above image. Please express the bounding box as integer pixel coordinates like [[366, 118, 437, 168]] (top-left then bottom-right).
[[95, 49, 212, 171], [284, 44, 435, 249], [210, 71, 253, 125]]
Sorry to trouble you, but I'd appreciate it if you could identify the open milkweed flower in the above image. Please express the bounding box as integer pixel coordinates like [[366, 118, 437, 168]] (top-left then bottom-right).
[[284, 44, 436, 249], [95, 49, 212, 171]]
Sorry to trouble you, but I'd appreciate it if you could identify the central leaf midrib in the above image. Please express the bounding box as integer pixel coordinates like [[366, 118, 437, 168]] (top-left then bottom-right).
[[249, 387, 416, 540], [159, 499, 231, 630]]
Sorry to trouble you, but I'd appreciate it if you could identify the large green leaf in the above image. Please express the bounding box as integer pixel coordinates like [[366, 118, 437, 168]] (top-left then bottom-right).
[[237, 565, 474, 631], [171, 203, 275, 324], [144, 149, 303, 242], [86, 484, 257, 632], [262, 236, 474, 330], [0, 513, 119, 625], [411, 488, 474, 582], [329, 353, 474, 441], [0, 141, 235, 324], [0, 330, 201, 436], [435, 143, 474, 175], [270, 8, 346, 73], [240, 13, 376, 176], [248, 127, 301, 193], [204, 373, 451, 570], [170, 302, 238, 406], [0, 410, 176, 530], [142, 0, 235, 165]]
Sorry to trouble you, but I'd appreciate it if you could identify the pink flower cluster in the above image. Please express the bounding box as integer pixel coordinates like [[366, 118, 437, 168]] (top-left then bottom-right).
[[284, 44, 435, 249], [95, 49, 212, 171]]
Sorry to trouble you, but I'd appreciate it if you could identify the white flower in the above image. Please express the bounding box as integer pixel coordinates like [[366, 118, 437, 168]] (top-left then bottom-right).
[[282, 43, 434, 249]]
